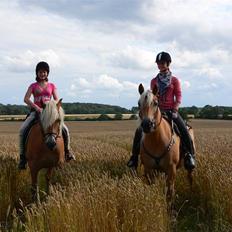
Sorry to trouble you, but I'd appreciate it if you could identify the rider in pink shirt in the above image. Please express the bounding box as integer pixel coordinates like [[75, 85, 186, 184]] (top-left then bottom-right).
[[18, 61, 75, 169], [127, 52, 195, 171], [29, 82, 57, 108]]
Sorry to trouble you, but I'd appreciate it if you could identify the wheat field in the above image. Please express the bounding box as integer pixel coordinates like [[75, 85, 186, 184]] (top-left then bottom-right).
[[1, 119, 232, 231]]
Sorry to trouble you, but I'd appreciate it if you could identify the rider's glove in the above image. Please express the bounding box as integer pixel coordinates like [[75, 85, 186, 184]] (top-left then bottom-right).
[[172, 110, 178, 119]]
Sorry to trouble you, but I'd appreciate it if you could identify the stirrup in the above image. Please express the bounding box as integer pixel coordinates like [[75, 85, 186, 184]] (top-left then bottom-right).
[[65, 151, 76, 161], [18, 160, 27, 170], [184, 153, 195, 170], [127, 155, 138, 169]]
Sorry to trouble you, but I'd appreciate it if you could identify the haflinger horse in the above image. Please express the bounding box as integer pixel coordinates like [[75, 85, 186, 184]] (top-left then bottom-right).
[[25, 99, 65, 202], [138, 84, 195, 204]]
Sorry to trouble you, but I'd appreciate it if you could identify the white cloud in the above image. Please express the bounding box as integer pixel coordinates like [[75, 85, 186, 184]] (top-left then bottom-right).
[[3, 49, 61, 72], [97, 74, 123, 90], [110, 46, 154, 70], [197, 83, 218, 90], [67, 74, 138, 104], [197, 66, 222, 80]]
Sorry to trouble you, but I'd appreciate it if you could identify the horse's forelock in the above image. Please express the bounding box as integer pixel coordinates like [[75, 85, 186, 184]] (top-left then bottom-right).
[[140, 90, 154, 107], [40, 100, 64, 132]]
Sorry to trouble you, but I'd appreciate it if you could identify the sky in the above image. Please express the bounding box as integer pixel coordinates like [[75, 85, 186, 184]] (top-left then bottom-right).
[[0, 0, 232, 109]]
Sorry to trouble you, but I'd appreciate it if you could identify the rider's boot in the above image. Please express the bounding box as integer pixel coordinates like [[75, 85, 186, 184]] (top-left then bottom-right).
[[18, 158, 27, 170], [127, 154, 138, 169], [18, 134, 27, 170], [127, 127, 142, 170], [184, 152, 196, 170], [65, 149, 76, 161]]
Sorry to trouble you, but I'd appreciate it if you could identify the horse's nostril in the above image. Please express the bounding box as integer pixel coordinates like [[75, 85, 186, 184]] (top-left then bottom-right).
[[141, 118, 152, 133], [46, 136, 57, 150]]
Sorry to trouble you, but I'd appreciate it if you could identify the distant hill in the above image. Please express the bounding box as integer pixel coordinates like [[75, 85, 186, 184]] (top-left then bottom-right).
[[0, 102, 132, 115]]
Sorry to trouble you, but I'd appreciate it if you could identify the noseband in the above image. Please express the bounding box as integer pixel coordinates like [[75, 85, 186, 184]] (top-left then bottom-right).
[[44, 132, 61, 140], [140, 103, 162, 131]]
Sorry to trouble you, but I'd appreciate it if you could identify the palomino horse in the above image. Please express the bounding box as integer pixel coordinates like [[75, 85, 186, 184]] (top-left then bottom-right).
[[25, 99, 65, 201], [138, 84, 195, 203]]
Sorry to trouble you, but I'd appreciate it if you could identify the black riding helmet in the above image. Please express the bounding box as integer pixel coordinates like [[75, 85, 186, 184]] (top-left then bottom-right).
[[35, 61, 50, 75], [156, 52, 172, 64]]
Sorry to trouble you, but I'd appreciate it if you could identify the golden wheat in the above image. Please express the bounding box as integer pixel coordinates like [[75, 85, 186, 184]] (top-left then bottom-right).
[[0, 120, 232, 231]]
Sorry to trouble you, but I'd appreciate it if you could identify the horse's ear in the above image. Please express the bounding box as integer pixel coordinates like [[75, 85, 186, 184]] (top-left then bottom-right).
[[152, 84, 159, 96], [138, 83, 144, 95], [57, 98, 63, 109]]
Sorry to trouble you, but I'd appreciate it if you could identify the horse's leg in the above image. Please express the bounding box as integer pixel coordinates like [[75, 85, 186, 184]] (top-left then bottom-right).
[[166, 165, 176, 210], [46, 168, 53, 195], [30, 166, 40, 203]]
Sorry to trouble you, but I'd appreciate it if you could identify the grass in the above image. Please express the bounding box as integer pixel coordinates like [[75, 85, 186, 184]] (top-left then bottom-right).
[[0, 120, 232, 231]]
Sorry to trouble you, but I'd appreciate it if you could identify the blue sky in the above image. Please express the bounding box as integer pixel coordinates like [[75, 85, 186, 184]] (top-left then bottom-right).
[[0, 0, 232, 109]]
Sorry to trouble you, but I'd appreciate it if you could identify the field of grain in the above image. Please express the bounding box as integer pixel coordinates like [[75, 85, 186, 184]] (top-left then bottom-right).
[[1, 119, 232, 231]]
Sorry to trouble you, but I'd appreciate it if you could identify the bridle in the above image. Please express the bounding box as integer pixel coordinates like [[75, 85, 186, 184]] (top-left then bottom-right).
[[39, 118, 62, 141], [140, 96, 175, 167], [44, 132, 61, 140], [139, 97, 162, 131]]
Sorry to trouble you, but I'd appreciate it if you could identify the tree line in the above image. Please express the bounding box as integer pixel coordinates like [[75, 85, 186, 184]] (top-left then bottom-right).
[[0, 102, 131, 115], [0, 103, 232, 119]]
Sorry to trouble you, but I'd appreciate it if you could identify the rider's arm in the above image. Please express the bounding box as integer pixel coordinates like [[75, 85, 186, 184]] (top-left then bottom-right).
[[173, 78, 182, 112], [150, 77, 157, 90], [53, 88, 59, 101], [51, 83, 59, 101], [24, 86, 41, 112]]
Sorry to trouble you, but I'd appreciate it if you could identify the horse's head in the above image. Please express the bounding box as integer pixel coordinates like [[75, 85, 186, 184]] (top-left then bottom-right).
[[40, 99, 64, 150], [138, 83, 160, 133]]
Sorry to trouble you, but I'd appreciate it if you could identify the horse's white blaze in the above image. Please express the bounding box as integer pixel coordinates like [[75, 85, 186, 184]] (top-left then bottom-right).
[[140, 90, 154, 107]]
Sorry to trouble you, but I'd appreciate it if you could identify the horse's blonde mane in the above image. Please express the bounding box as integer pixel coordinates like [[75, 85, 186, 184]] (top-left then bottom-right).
[[40, 100, 64, 133]]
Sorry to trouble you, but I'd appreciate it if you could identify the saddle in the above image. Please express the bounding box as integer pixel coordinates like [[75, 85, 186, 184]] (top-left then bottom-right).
[[161, 112, 180, 136], [161, 111, 192, 156], [23, 112, 40, 146]]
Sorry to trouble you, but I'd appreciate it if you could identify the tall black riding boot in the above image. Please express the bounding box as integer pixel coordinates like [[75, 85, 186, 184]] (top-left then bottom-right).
[[18, 134, 27, 170], [18, 136, 27, 170], [18, 153, 27, 170], [172, 113, 196, 171], [62, 127, 75, 161], [127, 127, 143, 169]]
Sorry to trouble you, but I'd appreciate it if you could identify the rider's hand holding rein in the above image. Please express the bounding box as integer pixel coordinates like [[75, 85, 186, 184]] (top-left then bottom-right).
[[172, 110, 178, 119]]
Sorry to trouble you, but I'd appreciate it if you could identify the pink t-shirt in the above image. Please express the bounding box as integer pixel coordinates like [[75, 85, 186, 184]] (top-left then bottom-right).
[[150, 75, 182, 111], [29, 82, 57, 108]]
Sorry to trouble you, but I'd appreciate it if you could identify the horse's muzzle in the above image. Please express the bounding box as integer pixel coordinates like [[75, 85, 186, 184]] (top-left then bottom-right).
[[141, 118, 155, 133], [45, 135, 57, 150]]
